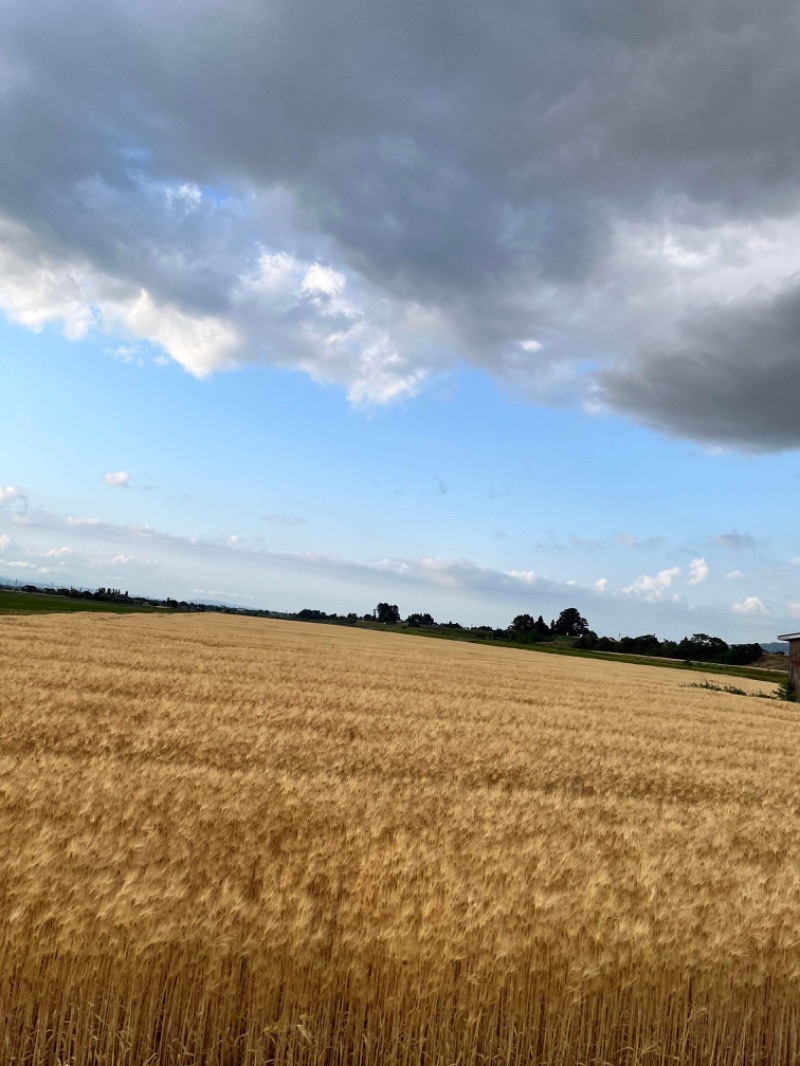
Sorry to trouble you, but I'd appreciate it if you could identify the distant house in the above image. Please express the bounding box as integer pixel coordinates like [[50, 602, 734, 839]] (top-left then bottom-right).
[[778, 632, 800, 697]]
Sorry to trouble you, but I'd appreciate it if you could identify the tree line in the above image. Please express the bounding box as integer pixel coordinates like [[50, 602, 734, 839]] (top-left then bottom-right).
[[574, 630, 764, 666], [364, 604, 765, 665], [7, 583, 766, 665]]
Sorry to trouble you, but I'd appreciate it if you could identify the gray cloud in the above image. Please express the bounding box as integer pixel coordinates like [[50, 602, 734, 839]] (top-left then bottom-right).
[[600, 284, 800, 449], [2, 1, 800, 443], [712, 530, 759, 550]]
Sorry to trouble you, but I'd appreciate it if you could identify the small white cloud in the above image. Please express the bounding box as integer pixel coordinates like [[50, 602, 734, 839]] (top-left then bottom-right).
[[519, 338, 542, 352], [227, 535, 240, 546], [112, 344, 146, 366], [725, 569, 745, 579], [44, 546, 73, 557], [103, 471, 131, 488], [109, 554, 134, 565], [594, 577, 608, 592], [0, 534, 10, 550], [0, 485, 27, 513], [687, 557, 709, 586], [2, 559, 37, 569], [67, 515, 100, 526], [732, 596, 770, 617], [623, 566, 681, 601], [503, 569, 538, 585]]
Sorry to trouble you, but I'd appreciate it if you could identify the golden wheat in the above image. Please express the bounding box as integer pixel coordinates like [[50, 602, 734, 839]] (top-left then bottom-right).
[[0, 612, 797, 1064]]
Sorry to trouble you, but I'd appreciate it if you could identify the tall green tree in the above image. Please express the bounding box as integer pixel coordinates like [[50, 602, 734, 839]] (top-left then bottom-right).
[[376, 602, 401, 624], [553, 607, 590, 636]]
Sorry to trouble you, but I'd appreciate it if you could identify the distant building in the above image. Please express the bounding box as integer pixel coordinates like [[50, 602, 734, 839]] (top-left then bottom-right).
[[778, 632, 800, 697]]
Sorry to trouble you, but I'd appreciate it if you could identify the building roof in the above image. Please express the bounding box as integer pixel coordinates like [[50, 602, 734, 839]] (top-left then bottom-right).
[[778, 633, 800, 642]]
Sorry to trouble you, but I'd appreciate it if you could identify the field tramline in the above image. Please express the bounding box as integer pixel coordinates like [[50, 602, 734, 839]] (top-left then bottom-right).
[[1, 612, 798, 1064]]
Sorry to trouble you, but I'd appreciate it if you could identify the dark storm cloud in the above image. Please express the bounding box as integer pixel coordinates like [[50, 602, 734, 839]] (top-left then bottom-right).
[[600, 283, 800, 450], [2, 0, 800, 443]]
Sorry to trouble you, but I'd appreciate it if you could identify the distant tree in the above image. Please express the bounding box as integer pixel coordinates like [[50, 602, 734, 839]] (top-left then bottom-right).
[[510, 613, 535, 634], [676, 633, 729, 662], [376, 603, 401, 624], [726, 642, 763, 665], [575, 631, 598, 649], [619, 633, 661, 656], [552, 607, 590, 636], [535, 615, 550, 636], [406, 612, 435, 627]]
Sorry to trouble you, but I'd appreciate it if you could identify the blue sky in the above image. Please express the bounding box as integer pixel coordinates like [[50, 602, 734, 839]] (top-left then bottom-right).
[[3, 313, 797, 640], [1, 0, 798, 641]]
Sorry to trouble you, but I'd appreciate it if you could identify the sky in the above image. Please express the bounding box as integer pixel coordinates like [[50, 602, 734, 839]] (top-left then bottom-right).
[[1, 0, 798, 641]]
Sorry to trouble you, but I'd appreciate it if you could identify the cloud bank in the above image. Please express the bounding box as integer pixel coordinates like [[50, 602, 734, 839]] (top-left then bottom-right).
[[2, 1, 800, 446]]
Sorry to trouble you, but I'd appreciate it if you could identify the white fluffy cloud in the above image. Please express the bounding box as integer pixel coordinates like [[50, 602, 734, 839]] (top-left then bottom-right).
[[44, 546, 73, 557], [732, 596, 770, 617], [623, 567, 681, 602], [725, 570, 745, 580], [0, 534, 10, 550], [103, 471, 131, 488], [594, 578, 608, 593], [687, 558, 709, 586], [0, 485, 24, 504]]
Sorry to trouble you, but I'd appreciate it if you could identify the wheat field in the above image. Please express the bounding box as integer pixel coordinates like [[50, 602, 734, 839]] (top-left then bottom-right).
[[1, 612, 799, 1065]]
